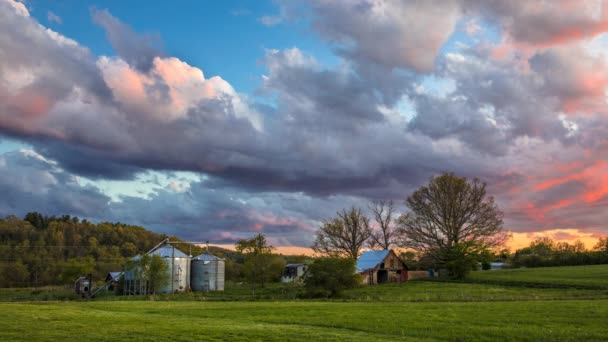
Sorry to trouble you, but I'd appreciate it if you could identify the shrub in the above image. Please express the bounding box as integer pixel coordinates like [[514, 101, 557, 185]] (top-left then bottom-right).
[[303, 257, 360, 298]]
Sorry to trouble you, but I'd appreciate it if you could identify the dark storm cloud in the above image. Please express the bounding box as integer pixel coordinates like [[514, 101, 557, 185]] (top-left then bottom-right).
[[0, 150, 111, 218]]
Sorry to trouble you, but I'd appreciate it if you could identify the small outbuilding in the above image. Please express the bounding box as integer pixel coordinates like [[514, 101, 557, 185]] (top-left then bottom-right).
[[105, 272, 123, 291], [74, 276, 91, 297], [356, 250, 408, 285], [490, 262, 507, 270], [281, 263, 308, 283]]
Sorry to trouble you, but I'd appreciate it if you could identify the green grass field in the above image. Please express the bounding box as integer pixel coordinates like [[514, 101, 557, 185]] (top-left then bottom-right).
[[1, 300, 606, 341], [467, 264, 608, 288], [1, 264, 608, 341]]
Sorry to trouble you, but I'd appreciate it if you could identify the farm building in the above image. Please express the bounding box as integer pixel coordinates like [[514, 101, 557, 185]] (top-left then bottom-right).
[[122, 240, 226, 295], [150, 243, 191, 293], [281, 263, 308, 283], [191, 253, 225, 291], [356, 250, 408, 285], [74, 276, 91, 297], [123, 242, 192, 294], [104, 272, 123, 291], [490, 262, 507, 270]]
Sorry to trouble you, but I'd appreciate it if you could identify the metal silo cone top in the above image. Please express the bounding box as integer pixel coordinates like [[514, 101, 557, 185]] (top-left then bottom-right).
[[192, 253, 224, 261], [148, 243, 189, 258]]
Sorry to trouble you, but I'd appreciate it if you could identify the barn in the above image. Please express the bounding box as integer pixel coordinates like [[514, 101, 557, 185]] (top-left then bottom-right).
[[356, 250, 408, 285]]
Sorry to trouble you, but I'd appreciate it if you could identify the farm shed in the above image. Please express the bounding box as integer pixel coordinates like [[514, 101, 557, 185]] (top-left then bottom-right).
[[281, 263, 308, 283], [356, 250, 408, 285], [191, 253, 225, 291], [74, 276, 91, 296], [490, 262, 507, 270], [104, 272, 123, 291]]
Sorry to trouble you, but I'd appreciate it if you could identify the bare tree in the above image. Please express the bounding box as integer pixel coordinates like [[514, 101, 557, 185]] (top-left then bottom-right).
[[312, 207, 372, 259], [397, 173, 506, 278], [368, 200, 400, 250]]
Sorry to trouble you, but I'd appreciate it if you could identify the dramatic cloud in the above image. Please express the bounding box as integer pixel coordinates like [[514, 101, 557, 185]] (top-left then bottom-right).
[[1, 0, 608, 246], [0, 1, 263, 181], [308, 0, 461, 72], [465, 0, 608, 47]]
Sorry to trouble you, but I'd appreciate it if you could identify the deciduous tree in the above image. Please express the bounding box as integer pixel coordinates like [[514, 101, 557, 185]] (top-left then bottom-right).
[[368, 200, 401, 250], [236, 234, 284, 292], [312, 207, 371, 259], [397, 173, 506, 278], [594, 237, 608, 253]]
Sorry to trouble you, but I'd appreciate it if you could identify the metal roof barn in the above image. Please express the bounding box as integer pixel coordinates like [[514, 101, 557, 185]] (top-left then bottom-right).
[[356, 250, 408, 284], [356, 250, 390, 273], [191, 253, 225, 291]]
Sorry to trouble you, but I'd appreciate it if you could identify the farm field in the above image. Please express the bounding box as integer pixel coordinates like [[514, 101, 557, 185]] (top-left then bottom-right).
[[467, 264, 608, 288], [1, 264, 608, 341], [0, 300, 607, 341], [2, 280, 608, 303]]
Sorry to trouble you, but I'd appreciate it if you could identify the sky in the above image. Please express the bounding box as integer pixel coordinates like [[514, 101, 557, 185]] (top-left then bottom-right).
[[1, 0, 608, 251]]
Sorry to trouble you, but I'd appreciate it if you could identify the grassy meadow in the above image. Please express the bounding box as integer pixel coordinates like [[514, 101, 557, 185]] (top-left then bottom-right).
[[467, 264, 608, 288], [1, 265, 607, 341]]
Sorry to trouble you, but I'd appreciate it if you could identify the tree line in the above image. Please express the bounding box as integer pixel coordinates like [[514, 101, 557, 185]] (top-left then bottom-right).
[[0, 213, 220, 287], [0, 213, 305, 288], [509, 236, 608, 268]]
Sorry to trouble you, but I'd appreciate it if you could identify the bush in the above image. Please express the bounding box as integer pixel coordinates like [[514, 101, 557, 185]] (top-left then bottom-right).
[[303, 258, 360, 298]]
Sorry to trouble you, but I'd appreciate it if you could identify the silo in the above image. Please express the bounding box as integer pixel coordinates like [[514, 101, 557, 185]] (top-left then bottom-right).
[[191, 254, 225, 291], [148, 243, 191, 293]]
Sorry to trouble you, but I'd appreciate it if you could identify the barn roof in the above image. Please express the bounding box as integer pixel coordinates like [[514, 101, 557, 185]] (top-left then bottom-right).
[[107, 272, 123, 281], [356, 250, 390, 273]]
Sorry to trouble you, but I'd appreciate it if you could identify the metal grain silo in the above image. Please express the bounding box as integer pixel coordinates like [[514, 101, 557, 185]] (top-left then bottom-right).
[[148, 243, 191, 293], [191, 253, 225, 291]]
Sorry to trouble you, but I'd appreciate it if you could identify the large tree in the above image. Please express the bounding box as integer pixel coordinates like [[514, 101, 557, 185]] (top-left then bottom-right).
[[312, 207, 371, 259], [397, 173, 506, 278], [368, 200, 401, 250], [235, 234, 284, 292]]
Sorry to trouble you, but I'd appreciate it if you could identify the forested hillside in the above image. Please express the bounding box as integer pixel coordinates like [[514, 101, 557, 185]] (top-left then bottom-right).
[[0, 213, 206, 287]]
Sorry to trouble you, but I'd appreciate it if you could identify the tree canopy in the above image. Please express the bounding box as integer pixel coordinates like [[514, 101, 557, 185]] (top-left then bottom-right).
[[0, 212, 206, 287], [397, 173, 506, 278], [303, 257, 360, 298]]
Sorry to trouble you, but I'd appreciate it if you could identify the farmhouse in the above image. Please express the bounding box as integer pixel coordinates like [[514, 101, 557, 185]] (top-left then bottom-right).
[[281, 263, 308, 282], [356, 250, 408, 285]]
